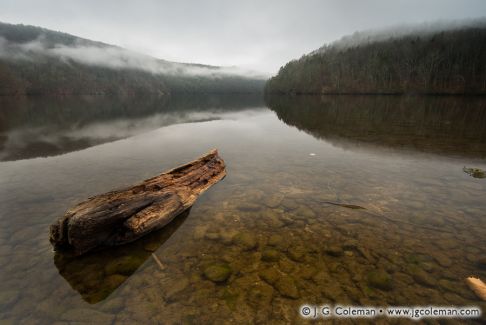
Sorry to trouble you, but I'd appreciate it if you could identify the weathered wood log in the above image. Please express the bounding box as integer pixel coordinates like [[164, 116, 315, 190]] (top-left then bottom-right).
[[50, 149, 226, 256]]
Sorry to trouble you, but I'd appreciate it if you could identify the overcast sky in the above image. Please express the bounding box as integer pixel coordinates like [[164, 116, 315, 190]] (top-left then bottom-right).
[[1, 0, 485, 75]]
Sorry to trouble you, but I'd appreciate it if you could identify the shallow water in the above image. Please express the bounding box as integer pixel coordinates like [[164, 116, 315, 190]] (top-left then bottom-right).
[[0, 94, 485, 324]]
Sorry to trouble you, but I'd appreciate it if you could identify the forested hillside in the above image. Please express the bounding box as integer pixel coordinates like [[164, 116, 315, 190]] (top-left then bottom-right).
[[265, 23, 486, 95], [0, 22, 265, 96]]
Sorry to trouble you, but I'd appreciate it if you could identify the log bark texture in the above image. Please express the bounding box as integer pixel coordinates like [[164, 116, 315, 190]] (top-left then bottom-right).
[[50, 149, 226, 255]]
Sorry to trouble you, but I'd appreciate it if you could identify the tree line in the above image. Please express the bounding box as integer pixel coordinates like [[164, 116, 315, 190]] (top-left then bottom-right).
[[265, 26, 486, 95]]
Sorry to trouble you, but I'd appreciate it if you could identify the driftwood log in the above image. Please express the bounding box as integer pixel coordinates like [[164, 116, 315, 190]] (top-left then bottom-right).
[[50, 149, 226, 255]]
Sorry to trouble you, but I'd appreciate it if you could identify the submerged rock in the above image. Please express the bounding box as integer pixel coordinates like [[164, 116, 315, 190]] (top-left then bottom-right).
[[105, 256, 142, 276], [274, 275, 300, 299], [295, 206, 316, 219], [234, 232, 257, 251], [324, 245, 344, 257], [261, 248, 280, 262], [299, 265, 318, 280], [367, 269, 392, 291], [261, 209, 285, 228], [259, 267, 280, 285], [193, 225, 208, 240], [263, 194, 284, 208], [205, 232, 220, 240], [434, 254, 452, 268], [237, 203, 261, 212], [219, 229, 238, 245], [268, 234, 288, 251], [247, 282, 274, 307], [281, 198, 299, 210], [104, 274, 127, 288], [203, 263, 232, 283], [278, 258, 296, 273], [165, 278, 190, 301], [409, 267, 437, 287], [288, 246, 307, 262]]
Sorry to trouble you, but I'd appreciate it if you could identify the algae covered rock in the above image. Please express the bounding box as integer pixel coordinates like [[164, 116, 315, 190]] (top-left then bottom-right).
[[367, 269, 393, 291], [234, 232, 257, 251], [268, 234, 288, 251], [259, 267, 280, 285], [274, 275, 300, 299], [261, 248, 280, 262], [247, 282, 274, 307], [288, 245, 307, 262], [104, 274, 128, 289], [203, 263, 232, 283]]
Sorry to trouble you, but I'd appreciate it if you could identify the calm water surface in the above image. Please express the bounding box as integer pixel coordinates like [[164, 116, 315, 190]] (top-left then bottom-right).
[[0, 95, 485, 324]]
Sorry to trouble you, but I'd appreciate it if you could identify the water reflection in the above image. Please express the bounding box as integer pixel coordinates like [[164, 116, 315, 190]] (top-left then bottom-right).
[[266, 95, 486, 158], [1, 94, 485, 324], [0, 94, 264, 161], [53, 210, 189, 304]]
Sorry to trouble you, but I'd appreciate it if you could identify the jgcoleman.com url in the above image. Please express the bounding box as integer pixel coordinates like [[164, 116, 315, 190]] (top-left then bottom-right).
[[299, 305, 482, 320]]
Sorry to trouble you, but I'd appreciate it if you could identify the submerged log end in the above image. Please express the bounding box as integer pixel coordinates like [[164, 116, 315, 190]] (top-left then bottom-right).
[[49, 149, 226, 255]]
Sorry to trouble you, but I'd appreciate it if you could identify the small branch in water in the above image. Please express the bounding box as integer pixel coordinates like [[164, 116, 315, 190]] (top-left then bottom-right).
[[152, 253, 165, 271], [323, 201, 365, 210]]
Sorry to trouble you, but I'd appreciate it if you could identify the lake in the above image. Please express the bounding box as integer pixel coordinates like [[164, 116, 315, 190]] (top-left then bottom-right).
[[0, 94, 485, 324]]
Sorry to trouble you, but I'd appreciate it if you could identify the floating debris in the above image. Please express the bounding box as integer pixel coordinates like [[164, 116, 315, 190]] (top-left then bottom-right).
[[463, 167, 486, 179]]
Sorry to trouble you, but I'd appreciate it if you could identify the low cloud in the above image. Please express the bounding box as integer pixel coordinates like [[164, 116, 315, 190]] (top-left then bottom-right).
[[0, 35, 264, 78], [313, 17, 486, 54]]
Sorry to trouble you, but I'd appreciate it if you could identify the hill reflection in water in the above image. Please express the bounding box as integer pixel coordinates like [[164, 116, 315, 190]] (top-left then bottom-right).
[[0, 94, 264, 161], [266, 95, 486, 158]]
